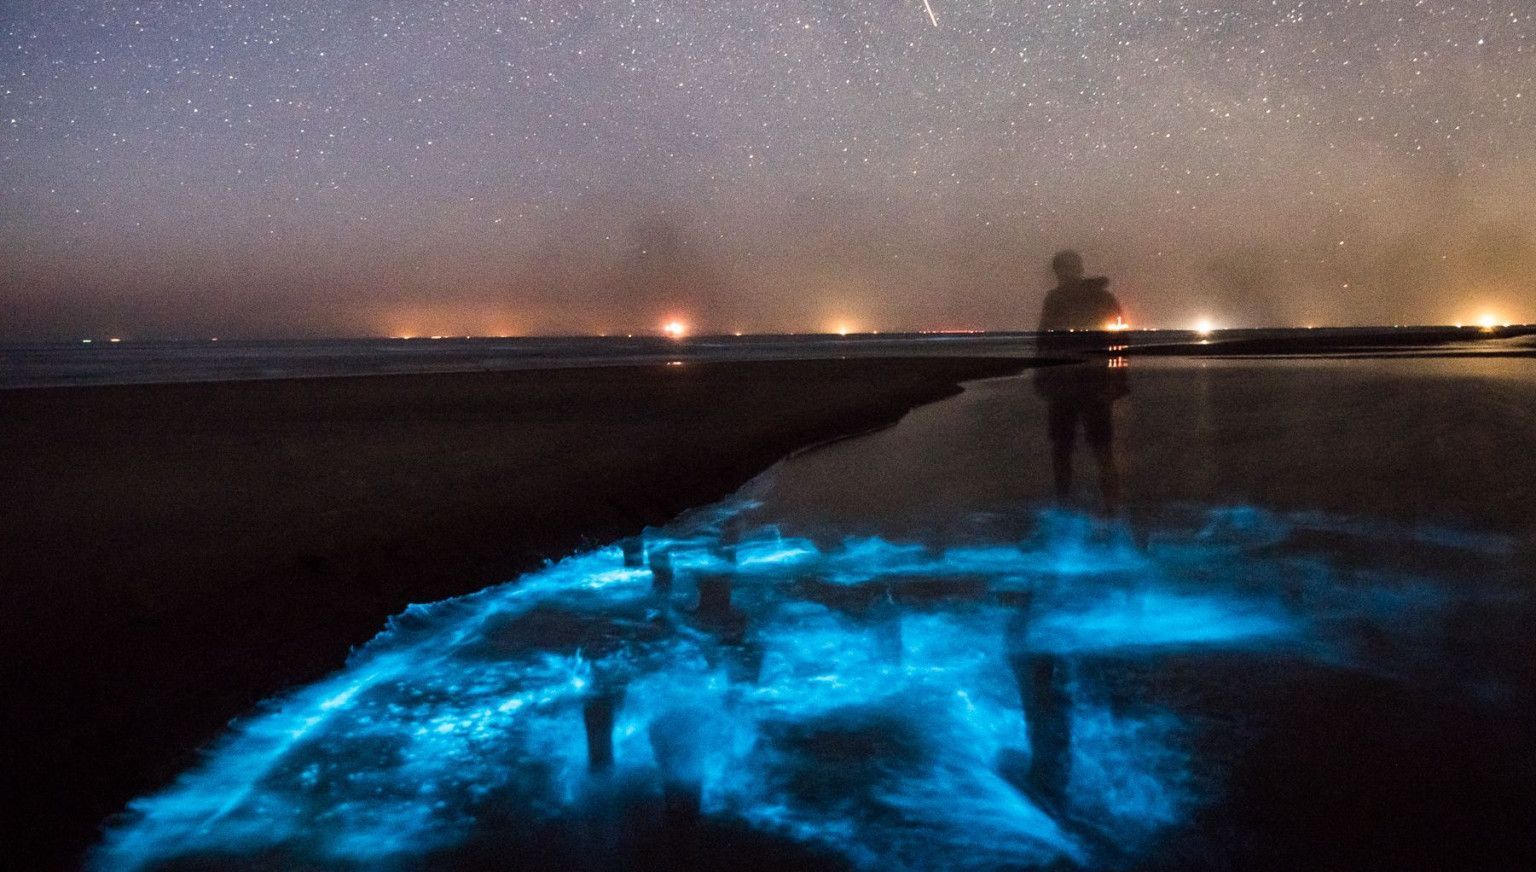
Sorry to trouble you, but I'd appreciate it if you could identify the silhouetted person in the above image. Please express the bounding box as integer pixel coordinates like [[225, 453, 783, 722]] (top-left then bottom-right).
[[1032, 250, 1127, 515]]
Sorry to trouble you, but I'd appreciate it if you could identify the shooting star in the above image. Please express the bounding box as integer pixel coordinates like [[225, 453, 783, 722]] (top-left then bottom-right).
[[921, 0, 939, 28]]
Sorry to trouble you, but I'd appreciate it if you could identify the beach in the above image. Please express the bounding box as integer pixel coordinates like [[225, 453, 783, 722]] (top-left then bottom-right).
[[6, 340, 1536, 870], [71, 349, 1536, 872], [0, 356, 1029, 868]]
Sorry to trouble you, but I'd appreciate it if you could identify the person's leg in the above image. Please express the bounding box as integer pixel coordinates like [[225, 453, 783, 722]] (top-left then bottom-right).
[[1004, 592, 1072, 816], [1083, 401, 1120, 515], [1047, 400, 1077, 500]]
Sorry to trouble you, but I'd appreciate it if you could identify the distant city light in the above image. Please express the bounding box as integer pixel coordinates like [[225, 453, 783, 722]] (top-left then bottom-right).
[[109, 337, 122, 343], [1194, 319, 1215, 336], [663, 320, 688, 338], [1478, 313, 1501, 330], [81, 338, 92, 344]]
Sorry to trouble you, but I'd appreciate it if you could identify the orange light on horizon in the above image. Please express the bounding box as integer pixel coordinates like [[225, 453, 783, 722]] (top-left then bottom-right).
[[376, 304, 524, 342], [1104, 316, 1129, 332], [663, 320, 688, 339], [1194, 318, 1215, 336]]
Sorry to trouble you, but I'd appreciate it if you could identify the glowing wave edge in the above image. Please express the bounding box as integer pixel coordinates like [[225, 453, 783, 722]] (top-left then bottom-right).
[[92, 500, 1518, 871]]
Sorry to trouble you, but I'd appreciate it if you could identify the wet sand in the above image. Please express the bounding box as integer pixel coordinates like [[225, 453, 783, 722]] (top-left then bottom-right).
[[1125, 324, 1536, 357], [758, 356, 1536, 538], [713, 355, 1536, 870], [0, 356, 1029, 868]]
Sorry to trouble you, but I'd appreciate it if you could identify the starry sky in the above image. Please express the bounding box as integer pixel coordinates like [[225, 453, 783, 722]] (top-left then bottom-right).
[[2, 1, 1532, 338]]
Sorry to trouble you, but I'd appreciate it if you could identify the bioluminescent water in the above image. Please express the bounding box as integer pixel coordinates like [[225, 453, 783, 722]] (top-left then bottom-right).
[[93, 498, 1527, 871]]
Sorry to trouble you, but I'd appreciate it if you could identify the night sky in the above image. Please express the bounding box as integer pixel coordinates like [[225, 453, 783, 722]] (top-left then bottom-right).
[[2, 1, 1532, 338]]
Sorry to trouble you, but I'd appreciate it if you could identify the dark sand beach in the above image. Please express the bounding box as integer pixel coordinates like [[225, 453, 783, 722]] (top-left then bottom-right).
[[0, 356, 1029, 868]]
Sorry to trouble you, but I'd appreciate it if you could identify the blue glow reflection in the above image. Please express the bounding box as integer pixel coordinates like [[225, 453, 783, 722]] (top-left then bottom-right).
[[93, 505, 1517, 870]]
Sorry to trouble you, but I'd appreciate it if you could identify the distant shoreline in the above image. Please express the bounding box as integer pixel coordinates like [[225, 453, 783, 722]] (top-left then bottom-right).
[[3, 325, 1531, 390]]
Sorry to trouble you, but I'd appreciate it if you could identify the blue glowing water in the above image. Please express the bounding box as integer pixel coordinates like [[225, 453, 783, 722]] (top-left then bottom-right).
[[92, 500, 1520, 871]]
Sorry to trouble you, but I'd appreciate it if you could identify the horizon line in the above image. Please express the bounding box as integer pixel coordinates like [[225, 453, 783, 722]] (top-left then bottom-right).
[[5, 322, 1535, 344]]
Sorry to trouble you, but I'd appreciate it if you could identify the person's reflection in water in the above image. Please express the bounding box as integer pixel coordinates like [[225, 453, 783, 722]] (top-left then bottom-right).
[[1004, 590, 1073, 821], [1032, 249, 1129, 516]]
